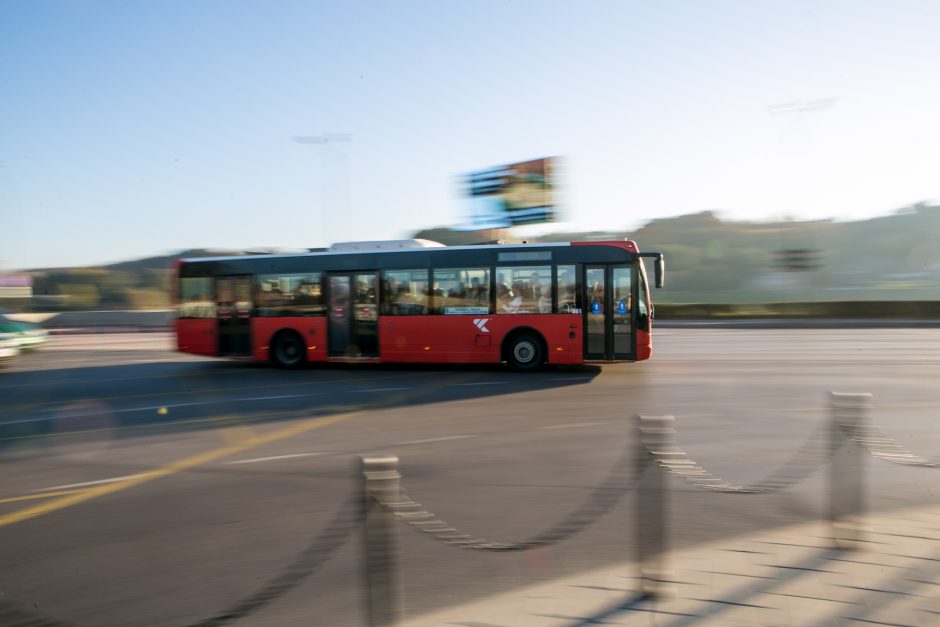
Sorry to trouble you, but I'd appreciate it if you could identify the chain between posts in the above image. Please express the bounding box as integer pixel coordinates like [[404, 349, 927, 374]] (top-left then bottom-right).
[[644, 421, 832, 494], [840, 422, 940, 468], [184, 496, 359, 627], [365, 443, 636, 552], [0, 497, 360, 627]]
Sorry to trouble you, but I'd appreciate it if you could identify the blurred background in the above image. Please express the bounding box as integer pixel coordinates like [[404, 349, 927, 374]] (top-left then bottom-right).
[[2, 1, 939, 315]]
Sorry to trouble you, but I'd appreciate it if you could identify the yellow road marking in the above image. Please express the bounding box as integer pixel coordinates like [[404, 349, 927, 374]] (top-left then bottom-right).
[[0, 372, 477, 526], [0, 411, 357, 529], [0, 489, 86, 505], [217, 423, 257, 445]]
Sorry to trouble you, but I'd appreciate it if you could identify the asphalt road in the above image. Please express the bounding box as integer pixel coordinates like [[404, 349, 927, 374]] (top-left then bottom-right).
[[1, 329, 939, 626]]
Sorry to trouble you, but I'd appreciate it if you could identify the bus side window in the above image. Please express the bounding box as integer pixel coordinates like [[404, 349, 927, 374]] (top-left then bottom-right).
[[495, 265, 550, 314], [383, 270, 429, 315], [433, 268, 490, 314], [179, 277, 215, 318], [556, 265, 576, 313], [256, 273, 324, 316]]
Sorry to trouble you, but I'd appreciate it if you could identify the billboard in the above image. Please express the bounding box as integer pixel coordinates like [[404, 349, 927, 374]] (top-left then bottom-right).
[[465, 157, 557, 228], [0, 275, 32, 299]]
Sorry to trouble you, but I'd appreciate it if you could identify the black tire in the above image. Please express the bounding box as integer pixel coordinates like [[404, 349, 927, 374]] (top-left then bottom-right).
[[506, 333, 545, 372], [271, 331, 306, 369]]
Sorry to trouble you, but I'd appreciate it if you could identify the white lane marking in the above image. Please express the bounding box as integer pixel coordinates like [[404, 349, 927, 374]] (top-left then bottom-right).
[[454, 381, 504, 386], [237, 394, 312, 401], [121, 402, 202, 413], [540, 421, 609, 430], [0, 406, 196, 426], [394, 435, 477, 446], [223, 452, 327, 465], [0, 416, 60, 427], [0, 394, 322, 426], [361, 387, 412, 392], [34, 474, 148, 492]]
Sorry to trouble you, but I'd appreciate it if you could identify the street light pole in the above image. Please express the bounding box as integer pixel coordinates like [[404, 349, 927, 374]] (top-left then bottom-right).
[[293, 133, 353, 247]]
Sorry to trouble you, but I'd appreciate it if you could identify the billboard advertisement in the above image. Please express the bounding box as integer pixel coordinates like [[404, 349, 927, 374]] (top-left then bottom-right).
[[0, 275, 32, 299], [465, 157, 557, 228]]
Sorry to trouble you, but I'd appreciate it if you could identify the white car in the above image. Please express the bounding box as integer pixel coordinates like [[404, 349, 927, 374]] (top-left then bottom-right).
[[0, 316, 49, 351], [0, 333, 21, 365]]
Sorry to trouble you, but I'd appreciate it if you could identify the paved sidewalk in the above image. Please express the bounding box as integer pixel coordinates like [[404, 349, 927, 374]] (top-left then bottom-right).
[[406, 506, 940, 626]]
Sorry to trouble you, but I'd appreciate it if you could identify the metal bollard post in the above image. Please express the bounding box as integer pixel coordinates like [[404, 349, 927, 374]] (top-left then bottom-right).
[[635, 415, 675, 599], [361, 455, 404, 626], [829, 393, 871, 550]]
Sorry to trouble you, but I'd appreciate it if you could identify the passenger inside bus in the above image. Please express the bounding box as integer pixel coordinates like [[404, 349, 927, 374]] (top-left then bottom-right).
[[500, 280, 527, 314], [530, 272, 551, 313], [496, 282, 513, 313], [468, 277, 485, 304], [590, 281, 604, 313]]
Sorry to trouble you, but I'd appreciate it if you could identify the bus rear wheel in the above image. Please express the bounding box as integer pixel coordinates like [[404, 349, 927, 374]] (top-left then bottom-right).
[[271, 331, 306, 369], [506, 333, 545, 372]]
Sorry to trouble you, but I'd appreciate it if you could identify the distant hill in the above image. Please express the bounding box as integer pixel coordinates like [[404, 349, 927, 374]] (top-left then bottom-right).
[[417, 202, 940, 303], [14, 203, 940, 311], [101, 249, 244, 273], [24, 249, 243, 311]]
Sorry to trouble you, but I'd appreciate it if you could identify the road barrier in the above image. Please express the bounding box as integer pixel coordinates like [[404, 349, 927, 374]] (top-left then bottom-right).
[[361, 391, 937, 624], [4, 392, 937, 627]]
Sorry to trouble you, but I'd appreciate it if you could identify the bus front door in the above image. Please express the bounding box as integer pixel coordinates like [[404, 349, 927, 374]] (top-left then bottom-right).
[[583, 265, 633, 361], [217, 275, 253, 357], [327, 272, 378, 358]]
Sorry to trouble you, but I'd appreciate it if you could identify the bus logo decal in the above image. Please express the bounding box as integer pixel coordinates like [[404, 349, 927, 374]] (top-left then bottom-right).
[[473, 318, 490, 333]]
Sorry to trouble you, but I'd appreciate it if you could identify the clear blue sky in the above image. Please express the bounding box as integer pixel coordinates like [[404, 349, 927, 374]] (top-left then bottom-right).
[[2, 0, 939, 269]]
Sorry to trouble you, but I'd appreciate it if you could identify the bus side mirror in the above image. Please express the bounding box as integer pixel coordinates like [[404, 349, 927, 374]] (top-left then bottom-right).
[[654, 256, 664, 289]]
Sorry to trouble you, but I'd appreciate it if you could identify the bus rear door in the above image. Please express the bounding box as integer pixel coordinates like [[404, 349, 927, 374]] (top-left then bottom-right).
[[216, 275, 253, 357], [326, 272, 379, 358]]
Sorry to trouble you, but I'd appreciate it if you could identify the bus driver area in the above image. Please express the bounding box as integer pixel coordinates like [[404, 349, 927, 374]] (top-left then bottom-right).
[[175, 239, 664, 371]]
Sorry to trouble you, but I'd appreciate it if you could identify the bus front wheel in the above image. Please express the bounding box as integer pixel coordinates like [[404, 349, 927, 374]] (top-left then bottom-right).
[[271, 331, 306, 369], [506, 333, 545, 372]]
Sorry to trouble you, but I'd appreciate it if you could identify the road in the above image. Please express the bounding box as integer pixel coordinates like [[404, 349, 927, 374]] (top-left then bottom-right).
[[1, 329, 939, 626]]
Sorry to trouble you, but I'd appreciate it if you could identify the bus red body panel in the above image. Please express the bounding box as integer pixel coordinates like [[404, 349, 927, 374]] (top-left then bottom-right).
[[176, 319, 216, 356], [381, 316, 492, 363], [572, 240, 639, 253], [377, 314, 581, 364], [251, 317, 327, 363], [636, 328, 652, 361]]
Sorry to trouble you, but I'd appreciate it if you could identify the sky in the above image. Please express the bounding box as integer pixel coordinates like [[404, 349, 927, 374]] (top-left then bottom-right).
[[2, 0, 939, 269]]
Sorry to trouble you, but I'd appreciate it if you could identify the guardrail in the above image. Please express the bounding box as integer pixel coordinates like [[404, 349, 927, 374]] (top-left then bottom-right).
[[3, 392, 936, 627]]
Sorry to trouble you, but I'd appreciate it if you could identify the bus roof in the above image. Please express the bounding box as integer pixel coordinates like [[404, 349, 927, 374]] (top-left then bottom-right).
[[180, 239, 640, 265]]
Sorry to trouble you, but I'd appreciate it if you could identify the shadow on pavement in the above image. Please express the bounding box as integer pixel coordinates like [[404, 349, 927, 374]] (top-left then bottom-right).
[[0, 360, 604, 452]]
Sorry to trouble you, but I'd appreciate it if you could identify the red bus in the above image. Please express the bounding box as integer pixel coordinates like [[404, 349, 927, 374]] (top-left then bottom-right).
[[175, 239, 664, 370]]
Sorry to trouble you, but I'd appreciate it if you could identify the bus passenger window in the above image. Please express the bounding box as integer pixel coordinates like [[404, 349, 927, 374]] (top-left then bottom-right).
[[496, 265, 550, 314], [433, 268, 490, 314], [556, 265, 576, 313], [179, 277, 215, 319], [383, 270, 429, 315], [256, 273, 324, 316]]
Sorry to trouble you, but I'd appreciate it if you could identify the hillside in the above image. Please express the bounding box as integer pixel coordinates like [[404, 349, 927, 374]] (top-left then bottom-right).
[[26, 249, 243, 311], [14, 203, 940, 310], [418, 202, 940, 303]]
